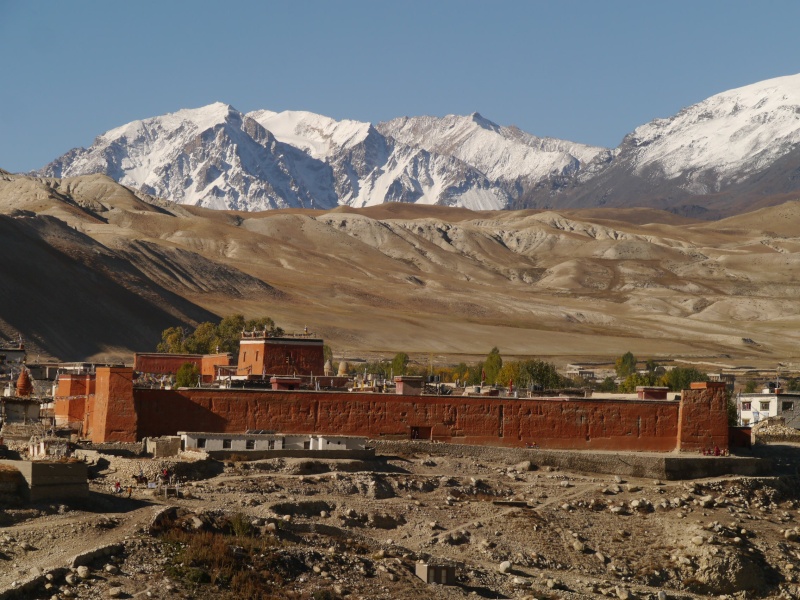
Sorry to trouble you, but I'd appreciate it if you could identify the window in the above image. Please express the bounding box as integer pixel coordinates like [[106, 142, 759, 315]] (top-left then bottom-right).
[[246, 439, 255, 450], [760, 401, 770, 411], [222, 439, 232, 449], [741, 402, 751, 411], [197, 438, 206, 449], [268, 440, 275, 450], [783, 402, 795, 412]]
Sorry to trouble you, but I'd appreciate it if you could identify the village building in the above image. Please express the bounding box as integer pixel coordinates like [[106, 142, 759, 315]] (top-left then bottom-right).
[[237, 330, 325, 377], [179, 432, 366, 452], [134, 352, 233, 384], [738, 386, 800, 427]]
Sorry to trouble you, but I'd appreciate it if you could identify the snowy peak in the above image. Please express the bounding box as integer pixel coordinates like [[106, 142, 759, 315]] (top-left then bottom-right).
[[626, 73, 800, 183], [247, 109, 373, 158], [100, 102, 240, 144], [377, 113, 606, 184], [38, 73, 800, 217], [40, 103, 338, 211]]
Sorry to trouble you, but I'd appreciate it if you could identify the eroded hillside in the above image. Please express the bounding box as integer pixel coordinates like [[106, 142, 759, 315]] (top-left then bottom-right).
[[1, 171, 799, 364]]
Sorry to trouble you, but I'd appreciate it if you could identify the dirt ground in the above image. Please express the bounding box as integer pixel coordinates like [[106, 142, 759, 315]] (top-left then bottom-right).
[[3, 444, 800, 600]]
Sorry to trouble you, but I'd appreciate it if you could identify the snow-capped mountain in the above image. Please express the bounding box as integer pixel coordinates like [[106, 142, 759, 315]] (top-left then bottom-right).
[[39, 105, 600, 212], [377, 113, 606, 187], [247, 109, 512, 209], [628, 74, 800, 186], [560, 73, 800, 216], [42, 103, 337, 211], [37, 73, 800, 216]]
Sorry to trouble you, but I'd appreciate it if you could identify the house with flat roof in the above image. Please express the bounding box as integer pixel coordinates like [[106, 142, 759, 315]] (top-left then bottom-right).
[[738, 389, 800, 427]]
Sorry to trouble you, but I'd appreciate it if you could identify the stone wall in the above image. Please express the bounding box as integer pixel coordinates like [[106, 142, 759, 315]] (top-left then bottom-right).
[[371, 440, 766, 480], [144, 436, 182, 458], [0, 460, 88, 502], [202, 448, 376, 461]]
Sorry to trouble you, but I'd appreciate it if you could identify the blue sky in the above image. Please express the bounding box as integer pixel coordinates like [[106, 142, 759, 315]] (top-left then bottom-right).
[[1, 0, 799, 173]]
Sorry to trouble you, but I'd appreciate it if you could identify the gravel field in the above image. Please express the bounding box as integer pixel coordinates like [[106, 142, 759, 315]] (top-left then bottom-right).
[[2, 445, 800, 600]]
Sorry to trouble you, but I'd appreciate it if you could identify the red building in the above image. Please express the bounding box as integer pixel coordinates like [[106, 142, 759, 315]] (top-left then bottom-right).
[[237, 332, 324, 378], [133, 352, 232, 383]]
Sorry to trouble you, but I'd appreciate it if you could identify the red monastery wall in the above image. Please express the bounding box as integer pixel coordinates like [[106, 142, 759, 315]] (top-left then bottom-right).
[[129, 389, 683, 451], [87, 367, 727, 453]]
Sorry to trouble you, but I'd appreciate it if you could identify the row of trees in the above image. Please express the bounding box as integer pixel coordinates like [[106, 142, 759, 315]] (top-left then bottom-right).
[[347, 347, 566, 390], [157, 315, 283, 355], [612, 351, 709, 392], [156, 321, 712, 393]]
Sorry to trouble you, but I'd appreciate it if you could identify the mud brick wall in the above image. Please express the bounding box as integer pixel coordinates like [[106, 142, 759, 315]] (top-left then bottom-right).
[[238, 339, 325, 377], [92, 367, 136, 443], [89, 368, 729, 453], [53, 373, 95, 427], [133, 353, 231, 383], [678, 382, 730, 451], [128, 388, 681, 451]]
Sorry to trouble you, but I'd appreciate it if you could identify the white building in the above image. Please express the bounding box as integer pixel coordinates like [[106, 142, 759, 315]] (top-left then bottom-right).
[[179, 431, 366, 452], [738, 389, 800, 427]]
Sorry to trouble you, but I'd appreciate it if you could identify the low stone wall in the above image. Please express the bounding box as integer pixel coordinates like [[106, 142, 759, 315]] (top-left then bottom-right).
[[144, 436, 181, 458], [371, 440, 769, 481], [0, 568, 68, 600], [203, 448, 376, 461], [0, 466, 24, 503], [70, 543, 124, 568], [0, 460, 88, 502]]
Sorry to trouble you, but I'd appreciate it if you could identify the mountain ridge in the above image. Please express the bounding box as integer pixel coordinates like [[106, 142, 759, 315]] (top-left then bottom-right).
[[36, 73, 800, 218]]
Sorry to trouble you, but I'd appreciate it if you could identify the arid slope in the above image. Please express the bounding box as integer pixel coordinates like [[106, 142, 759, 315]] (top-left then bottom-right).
[[1, 171, 799, 365]]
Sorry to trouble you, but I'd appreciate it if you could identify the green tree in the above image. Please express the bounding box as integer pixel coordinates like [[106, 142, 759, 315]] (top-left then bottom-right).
[[391, 352, 409, 376], [494, 359, 563, 391], [497, 361, 524, 388], [175, 362, 200, 388], [156, 326, 186, 353], [484, 347, 503, 384], [596, 376, 617, 393], [744, 380, 758, 393], [453, 363, 469, 383], [183, 321, 218, 354], [156, 314, 282, 356], [466, 363, 484, 386], [618, 372, 656, 393], [658, 367, 708, 391], [615, 351, 638, 378]]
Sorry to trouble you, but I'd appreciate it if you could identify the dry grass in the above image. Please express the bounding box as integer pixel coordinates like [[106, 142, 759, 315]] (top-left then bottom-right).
[[160, 514, 294, 599]]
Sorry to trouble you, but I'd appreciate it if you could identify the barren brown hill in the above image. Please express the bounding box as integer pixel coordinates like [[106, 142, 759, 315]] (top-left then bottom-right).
[[1, 171, 800, 366]]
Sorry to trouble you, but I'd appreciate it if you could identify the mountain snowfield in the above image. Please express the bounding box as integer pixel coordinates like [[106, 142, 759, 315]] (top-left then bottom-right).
[[38, 73, 800, 214], [623, 73, 800, 190]]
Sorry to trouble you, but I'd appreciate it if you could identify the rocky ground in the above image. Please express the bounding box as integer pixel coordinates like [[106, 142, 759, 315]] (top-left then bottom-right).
[[3, 445, 800, 600]]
